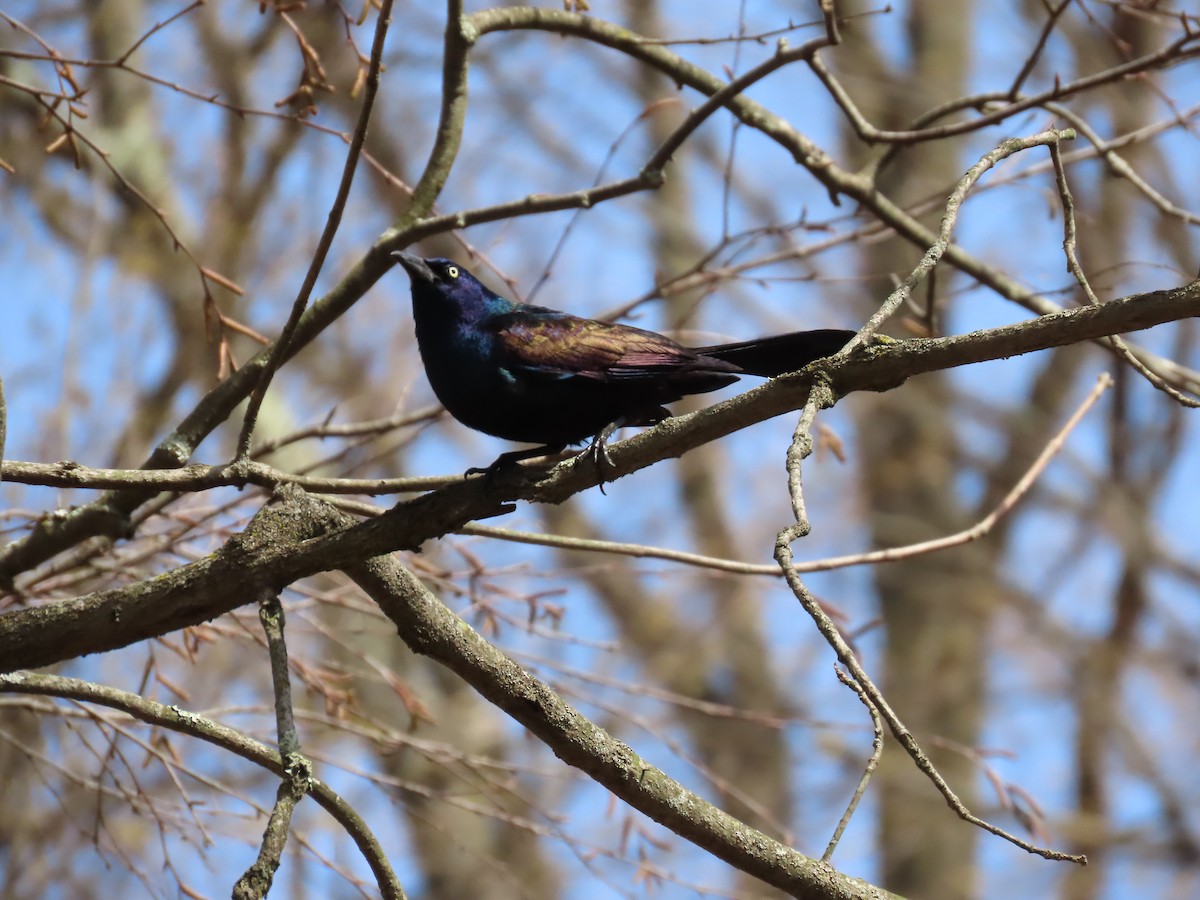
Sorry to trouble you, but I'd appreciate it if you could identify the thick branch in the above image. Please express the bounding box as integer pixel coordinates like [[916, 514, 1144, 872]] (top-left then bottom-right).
[[345, 530, 898, 900], [4, 9, 1191, 589], [0, 281, 1195, 669]]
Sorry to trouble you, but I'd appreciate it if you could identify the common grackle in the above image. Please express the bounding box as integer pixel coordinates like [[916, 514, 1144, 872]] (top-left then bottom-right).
[[392, 251, 856, 478]]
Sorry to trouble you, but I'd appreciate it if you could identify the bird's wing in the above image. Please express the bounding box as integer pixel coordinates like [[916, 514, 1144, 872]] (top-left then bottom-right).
[[490, 309, 733, 381]]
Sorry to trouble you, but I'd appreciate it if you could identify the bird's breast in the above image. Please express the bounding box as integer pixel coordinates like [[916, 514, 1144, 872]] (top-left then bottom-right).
[[414, 318, 542, 440]]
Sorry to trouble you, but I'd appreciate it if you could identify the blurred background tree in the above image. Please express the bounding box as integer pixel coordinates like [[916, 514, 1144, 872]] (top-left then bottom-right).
[[1, 1, 1198, 898]]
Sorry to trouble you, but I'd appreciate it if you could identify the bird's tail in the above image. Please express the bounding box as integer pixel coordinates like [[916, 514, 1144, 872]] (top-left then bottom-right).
[[695, 329, 857, 377]]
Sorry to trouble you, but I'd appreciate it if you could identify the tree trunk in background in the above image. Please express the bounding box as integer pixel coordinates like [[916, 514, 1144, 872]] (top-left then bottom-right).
[[329, 595, 561, 899], [3, 1, 1198, 896], [836, 3, 983, 897], [1061, 9, 1183, 900], [536, 5, 799, 894], [625, 0, 795, 839]]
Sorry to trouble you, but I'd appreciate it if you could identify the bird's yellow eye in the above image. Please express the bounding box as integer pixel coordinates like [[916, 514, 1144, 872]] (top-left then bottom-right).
[[445, 265, 460, 279]]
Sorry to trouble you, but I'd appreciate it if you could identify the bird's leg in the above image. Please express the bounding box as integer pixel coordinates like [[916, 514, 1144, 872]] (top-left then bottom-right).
[[585, 421, 620, 473], [466, 444, 565, 480], [580, 407, 672, 493]]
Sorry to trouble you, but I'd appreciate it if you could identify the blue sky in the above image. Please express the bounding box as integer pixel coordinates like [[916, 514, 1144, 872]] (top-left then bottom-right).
[[2, 1, 1199, 897]]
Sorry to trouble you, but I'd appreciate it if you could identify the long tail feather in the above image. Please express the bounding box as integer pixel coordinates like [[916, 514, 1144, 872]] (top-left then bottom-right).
[[694, 329, 856, 377]]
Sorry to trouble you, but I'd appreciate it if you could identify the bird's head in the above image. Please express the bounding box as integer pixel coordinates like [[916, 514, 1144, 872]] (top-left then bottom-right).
[[392, 252, 513, 320]]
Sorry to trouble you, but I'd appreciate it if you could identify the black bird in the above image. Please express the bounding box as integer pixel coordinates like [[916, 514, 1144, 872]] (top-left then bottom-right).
[[392, 251, 856, 477]]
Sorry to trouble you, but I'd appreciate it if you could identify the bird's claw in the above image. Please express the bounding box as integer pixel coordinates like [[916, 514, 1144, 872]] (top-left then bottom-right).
[[580, 424, 620, 494], [465, 445, 566, 486], [588, 434, 615, 470], [464, 462, 502, 480]]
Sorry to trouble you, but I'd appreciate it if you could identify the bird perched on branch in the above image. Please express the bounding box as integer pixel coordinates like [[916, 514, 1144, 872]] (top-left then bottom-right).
[[392, 251, 857, 480]]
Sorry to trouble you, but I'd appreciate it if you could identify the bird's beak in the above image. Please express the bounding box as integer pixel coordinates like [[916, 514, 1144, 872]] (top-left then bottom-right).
[[392, 250, 436, 284]]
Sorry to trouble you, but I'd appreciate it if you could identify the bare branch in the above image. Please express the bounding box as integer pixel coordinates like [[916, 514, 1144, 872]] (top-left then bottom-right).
[[236, 0, 396, 458], [0, 671, 406, 899]]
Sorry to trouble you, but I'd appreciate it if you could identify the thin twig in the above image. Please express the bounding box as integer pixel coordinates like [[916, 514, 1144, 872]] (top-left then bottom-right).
[[0, 671, 406, 899], [773, 381, 1112, 866], [791, 372, 1115, 569], [1049, 141, 1200, 408], [822, 665, 883, 862], [235, 0, 395, 459], [259, 590, 300, 759], [115, 0, 203, 65], [0, 458, 457, 495], [527, 97, 684, 304], [1007, 0, 1074, 98], [809, 27, 1199, 145], [1043, 101, 1200, 227], [233, 588, 309, 900], [642, 34, 833, 175], [849, 128, 1077, 347]]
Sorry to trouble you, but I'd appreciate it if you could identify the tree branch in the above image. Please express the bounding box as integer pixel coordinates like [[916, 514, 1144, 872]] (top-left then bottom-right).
[[1, 280, 1195, 666], [0, 671, 406, 900]]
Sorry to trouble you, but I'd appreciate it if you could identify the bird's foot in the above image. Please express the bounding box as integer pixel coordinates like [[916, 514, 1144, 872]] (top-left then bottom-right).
[[465, 446, 564, 485], [577, 409, 672, 493], [464, 459, 508, 480], [579, 423, 621, 494]]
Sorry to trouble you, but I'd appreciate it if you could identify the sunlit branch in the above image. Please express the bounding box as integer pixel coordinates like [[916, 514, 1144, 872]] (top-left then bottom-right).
[[1050, 143, 1200, 408], [822, 665, 883, 862], [771, 378, 1117, 866], [849, 129, 1078, 348], [809, 27, 1200, 145]]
